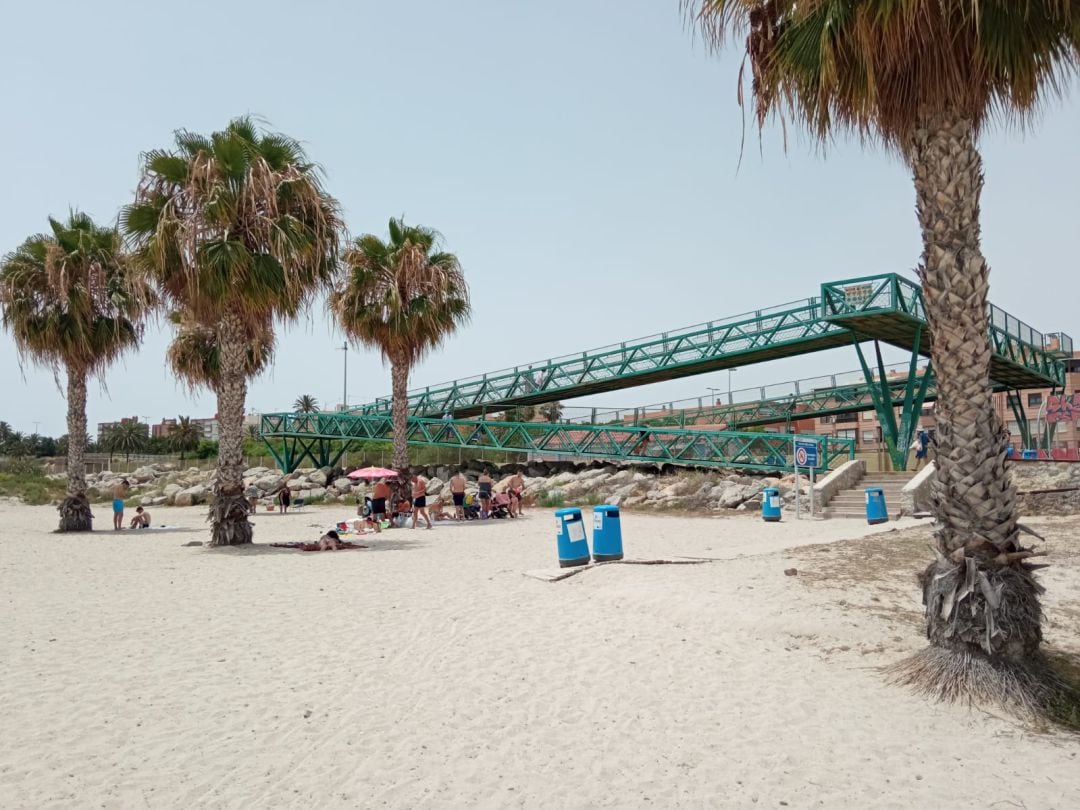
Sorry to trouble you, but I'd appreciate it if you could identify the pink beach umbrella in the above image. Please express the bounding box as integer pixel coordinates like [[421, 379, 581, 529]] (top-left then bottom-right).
[[347, 466, 398, 481]]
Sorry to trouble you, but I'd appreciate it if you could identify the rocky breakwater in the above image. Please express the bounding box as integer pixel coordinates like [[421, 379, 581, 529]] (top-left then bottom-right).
[[62, 460, 814, 514], [1010, 461, 1080, 515]]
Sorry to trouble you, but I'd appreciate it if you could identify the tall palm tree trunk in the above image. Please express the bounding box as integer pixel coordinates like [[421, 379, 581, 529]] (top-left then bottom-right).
[[209, 313, 253, 546], [58, 365, 93, 532], [893, 113, 1048, 707], [391, 359, 410, 470]]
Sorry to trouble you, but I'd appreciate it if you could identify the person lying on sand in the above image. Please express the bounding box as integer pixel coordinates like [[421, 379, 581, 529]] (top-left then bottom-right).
[[269, 530, 368, 552]]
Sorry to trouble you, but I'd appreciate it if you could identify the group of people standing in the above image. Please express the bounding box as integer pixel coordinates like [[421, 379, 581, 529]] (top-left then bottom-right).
[[362, 468, 526, 529]]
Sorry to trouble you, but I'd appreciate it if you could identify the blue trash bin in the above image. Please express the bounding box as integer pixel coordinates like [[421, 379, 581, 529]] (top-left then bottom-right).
[[865, 487, 888, 525], [592, 505, 624, 562], [762, 487, 782, 522], [555, 507, 590, 568], [1021, 449, 1038, 460], [1006, 446, 1015, 458]]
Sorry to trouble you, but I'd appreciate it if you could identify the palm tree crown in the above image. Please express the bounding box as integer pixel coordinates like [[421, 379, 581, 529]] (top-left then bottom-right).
[[0, 212, 149, 378], [166, 314, 274, 391], [684, 1, 1080, 149], [293, 394, 319, 413], [332, 218, 471, 368], [169, 416, 203, 460], [122, 116, 342, 328]]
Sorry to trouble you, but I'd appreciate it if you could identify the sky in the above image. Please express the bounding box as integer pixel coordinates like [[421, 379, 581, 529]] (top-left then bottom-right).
[[1, 0, 1078, 437]]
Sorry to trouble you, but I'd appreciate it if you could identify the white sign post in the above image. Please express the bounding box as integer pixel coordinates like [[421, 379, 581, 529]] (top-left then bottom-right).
[[793, 436, 800, 520], [793, 438, 821, 520]]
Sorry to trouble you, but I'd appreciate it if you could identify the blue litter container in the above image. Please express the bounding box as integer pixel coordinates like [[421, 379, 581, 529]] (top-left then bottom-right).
[[1006, 446, 1015, 458], [865, 487, 888, 525], [555, 507, 590, 568], [1021, 449, 1038, 460], [762, 487, 782, 522], [591, 505, 624, 562]]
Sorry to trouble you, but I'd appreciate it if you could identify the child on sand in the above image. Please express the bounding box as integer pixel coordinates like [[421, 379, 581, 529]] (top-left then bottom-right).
[[129, 506, 151, 529]]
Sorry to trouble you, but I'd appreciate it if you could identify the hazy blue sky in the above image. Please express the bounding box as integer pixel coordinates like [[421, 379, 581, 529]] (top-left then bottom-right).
[[1, 0, 1077, 437]]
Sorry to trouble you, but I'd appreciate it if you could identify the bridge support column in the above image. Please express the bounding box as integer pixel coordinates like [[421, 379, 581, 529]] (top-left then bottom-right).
[[1006, 389, 1032, 448], [854, 332, 933, 472]]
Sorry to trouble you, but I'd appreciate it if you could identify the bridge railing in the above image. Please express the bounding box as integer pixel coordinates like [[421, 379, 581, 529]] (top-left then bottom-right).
[[822, 273, 1071, 383], [561, 360, 931, 427], [820, 273, 925, 320], [353, 295, 836, 418], [260, 412, 856, 473]]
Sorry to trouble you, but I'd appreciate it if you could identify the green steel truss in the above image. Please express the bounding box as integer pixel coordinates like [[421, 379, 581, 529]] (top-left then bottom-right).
[[820, 274, 1070, 388], [354, 274, 1069, 419], [355, 296, 852, 418], [570, 363, 939, 431], [260, 412, 856, 474]]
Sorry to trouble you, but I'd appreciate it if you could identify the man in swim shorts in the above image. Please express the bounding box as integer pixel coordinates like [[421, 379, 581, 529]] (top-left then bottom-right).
[[370, 478, 389, 533], [449, 470, 467, 521], [507, 470, 525, 517], [411, 474, 432, 530], [112, 479, 130, 530], [477, 470, 494, 519]]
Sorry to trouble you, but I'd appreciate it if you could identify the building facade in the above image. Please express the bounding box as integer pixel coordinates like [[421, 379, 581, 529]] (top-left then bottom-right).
[[802, 351, 1080, 455]]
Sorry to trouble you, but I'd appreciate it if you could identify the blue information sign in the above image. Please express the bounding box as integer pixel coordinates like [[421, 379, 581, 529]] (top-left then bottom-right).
[[794, 439, 820, 468]]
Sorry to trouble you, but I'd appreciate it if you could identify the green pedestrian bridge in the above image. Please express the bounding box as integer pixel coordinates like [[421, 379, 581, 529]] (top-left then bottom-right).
[[261, 273, 1071, 473]]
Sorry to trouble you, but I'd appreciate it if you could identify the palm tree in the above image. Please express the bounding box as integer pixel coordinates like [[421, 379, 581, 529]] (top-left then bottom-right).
[[0, 212, 151, 531], [331, 218, 471, 469], [123, 117, 342, 546], [169, 416, 203, 461], [293, 394, 319, 413], [685, 2, 1080, 715], [101, 422, 146, 464], [537, 401, 564, 423], [500, 405, 537, 423]]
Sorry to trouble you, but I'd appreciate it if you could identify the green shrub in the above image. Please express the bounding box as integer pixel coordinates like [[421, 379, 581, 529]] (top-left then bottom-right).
[[537, 490, 565, 508], [0, 458, 66, 505]]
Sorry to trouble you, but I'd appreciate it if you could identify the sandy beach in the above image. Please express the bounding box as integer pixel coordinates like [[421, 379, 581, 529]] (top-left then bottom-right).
[[1, 503, 1078, 808]]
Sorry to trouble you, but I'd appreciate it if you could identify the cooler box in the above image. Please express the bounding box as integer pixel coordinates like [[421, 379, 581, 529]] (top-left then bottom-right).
[[555, 507, 590, 568], [591, 505, 624, 562]]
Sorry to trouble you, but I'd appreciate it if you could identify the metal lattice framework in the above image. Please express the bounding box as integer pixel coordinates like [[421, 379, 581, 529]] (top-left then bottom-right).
[[567, 365, 939, 430], [259, 412, 855, 473], [263, 274, 1069, 473], [353, 274, 1069, 419]]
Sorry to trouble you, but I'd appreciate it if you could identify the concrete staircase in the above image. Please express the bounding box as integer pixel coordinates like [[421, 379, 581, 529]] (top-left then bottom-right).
[[819, 471, 915, 520]]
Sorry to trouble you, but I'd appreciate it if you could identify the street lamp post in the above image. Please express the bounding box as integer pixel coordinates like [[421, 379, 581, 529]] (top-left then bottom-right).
[[338, 342, 348, 411]]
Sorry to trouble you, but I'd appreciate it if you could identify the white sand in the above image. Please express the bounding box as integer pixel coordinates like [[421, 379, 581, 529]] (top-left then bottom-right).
[[1, 503, 1078, 808]]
